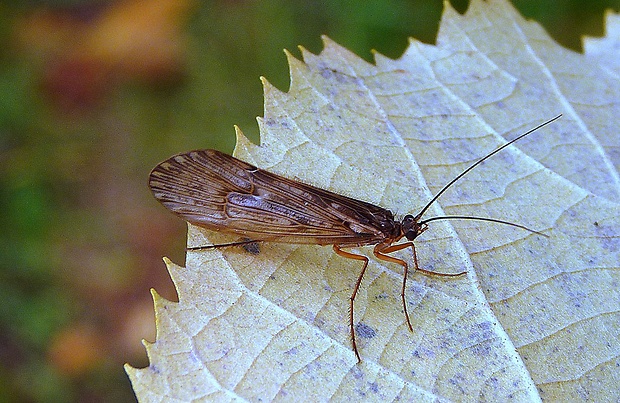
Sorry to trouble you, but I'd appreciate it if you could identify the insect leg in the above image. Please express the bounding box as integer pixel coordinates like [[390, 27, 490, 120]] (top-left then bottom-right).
[[373, 242, 415, 331], [374, 242, 467, 332], [333, 244, 369, 363], [186, 239, 261, 251]]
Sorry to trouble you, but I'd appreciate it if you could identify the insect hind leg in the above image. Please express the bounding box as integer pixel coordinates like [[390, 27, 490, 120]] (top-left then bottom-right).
[[333, 245, 369, 363], [186, 239, 261, 251]]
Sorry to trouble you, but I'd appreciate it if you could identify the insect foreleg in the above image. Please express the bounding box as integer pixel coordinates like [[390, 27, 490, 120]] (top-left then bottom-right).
[[374, 242, 415, 331], [374, 241, 468, 333]]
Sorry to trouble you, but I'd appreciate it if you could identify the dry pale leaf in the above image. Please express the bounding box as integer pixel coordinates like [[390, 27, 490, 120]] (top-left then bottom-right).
[[127, 0, 620, 401]]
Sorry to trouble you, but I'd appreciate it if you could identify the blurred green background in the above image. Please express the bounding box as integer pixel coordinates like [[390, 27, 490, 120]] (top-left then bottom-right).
[[0, 0, 617, 401]]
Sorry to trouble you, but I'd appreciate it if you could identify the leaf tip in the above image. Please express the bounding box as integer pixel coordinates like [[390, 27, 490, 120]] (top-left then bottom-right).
[[234, 125, 254, 151]]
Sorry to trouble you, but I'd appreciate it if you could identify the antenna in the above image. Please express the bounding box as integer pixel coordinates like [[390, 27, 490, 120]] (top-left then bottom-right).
[[415, 114, 562, 221], [419, 215, 548, 237]]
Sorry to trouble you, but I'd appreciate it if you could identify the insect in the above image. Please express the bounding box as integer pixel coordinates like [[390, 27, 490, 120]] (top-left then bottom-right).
[[149, 115, 561, 362]]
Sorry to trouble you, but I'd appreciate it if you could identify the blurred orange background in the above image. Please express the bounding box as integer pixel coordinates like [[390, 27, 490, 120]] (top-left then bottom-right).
[[0, 0, 616, 401]]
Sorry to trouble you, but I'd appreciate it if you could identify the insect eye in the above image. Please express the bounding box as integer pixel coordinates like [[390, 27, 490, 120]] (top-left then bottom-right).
[[401, 214, 415, 231]]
